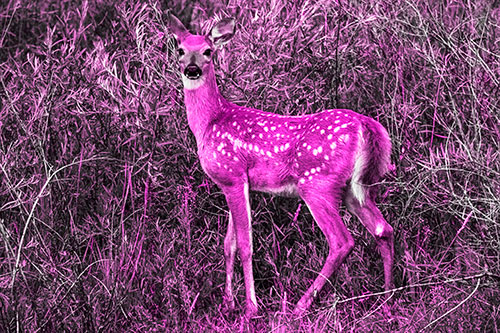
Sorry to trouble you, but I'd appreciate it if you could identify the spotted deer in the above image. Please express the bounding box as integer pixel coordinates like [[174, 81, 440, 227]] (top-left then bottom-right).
[[169, 15, 394, 317]]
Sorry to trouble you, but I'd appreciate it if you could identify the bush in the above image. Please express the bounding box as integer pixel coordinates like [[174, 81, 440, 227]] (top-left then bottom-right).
[[0, 0, 498, 331]]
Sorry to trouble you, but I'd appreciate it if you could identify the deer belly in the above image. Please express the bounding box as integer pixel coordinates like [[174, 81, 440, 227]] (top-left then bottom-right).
[[248, 163, 299, 197]]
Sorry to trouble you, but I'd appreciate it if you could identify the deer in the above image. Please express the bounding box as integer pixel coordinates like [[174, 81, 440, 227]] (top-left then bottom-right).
[[168, 15, 394, 317]]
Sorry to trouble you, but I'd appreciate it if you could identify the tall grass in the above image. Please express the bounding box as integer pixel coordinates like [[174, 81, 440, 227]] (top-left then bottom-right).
[[0, 0, 499, 331]]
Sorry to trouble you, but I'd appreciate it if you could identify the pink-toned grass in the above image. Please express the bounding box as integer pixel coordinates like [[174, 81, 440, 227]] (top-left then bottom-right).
[[0, 0, 499, 331]]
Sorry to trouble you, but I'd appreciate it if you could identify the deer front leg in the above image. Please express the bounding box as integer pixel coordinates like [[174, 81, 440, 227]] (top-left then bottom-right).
[[223, 212, 236, 312], [223, 183, 258, 318]]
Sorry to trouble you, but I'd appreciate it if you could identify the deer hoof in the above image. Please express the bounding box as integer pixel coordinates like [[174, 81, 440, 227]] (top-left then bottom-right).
[[245, 302, 258, 318]]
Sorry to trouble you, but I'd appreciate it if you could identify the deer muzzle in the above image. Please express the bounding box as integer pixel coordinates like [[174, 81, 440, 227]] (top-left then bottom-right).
[[184, 65, 202, 80]]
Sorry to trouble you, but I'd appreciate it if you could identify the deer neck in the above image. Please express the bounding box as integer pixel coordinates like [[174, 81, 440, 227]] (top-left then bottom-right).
[[183, 66, 223, 142]]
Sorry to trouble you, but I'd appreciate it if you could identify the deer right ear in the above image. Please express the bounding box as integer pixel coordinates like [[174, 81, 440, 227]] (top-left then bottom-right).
[[209, 18, 236, 46], [168, 14, 189, 42]]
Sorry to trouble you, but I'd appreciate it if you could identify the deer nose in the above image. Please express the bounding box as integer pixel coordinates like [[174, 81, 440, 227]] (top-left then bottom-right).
[[184, 65, 202, 80]]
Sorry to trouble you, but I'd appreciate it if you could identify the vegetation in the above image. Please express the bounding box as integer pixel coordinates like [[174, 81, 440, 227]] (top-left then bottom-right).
[[0, 0, 499, 331]]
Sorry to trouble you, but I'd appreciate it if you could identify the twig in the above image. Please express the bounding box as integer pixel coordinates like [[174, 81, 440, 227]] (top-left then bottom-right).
[[420, 277, 482, 332], [337, 270, 489, 304], [433, 210, 473, 275], [10, 156, 110, 289]]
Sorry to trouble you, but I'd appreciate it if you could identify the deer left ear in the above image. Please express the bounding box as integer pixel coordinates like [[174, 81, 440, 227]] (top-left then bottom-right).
[[169, 14, 189, 42], [209, 18, 236, 46]]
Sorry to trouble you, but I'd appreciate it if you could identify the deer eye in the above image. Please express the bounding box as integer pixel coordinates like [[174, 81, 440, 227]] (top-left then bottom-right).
[[177, 48, 185, 56], [203, 49, 212, 57]]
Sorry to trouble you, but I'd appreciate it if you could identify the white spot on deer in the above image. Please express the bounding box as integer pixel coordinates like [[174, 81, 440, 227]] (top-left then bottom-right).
[[259, 133, 263, 139], [334, 119, 340, 124], [284, 143, 290, 150], [264, 127, 269, 132], [311, 168, 316, 174], [305, 171, 310, 176], [330, 142, 337, 150], [271, 126, 276, 131], [327, 125, 332, 130], [317, 146, 323, 153], [341, 123, 348, 129], [298, 152, 302, 157], [324, 155, 329, 160], [307, 145, 312, 150], [320, 129, 325, 134], [254, 145, 259, 153], [266, 151, 272, 157], [334, 127, 340, 133], [274, 146, 279, 153], [299, 178, 306, 184], [327, 134, 333, 140], [313, 149, 318, 156], [234, 156, 239, 161]]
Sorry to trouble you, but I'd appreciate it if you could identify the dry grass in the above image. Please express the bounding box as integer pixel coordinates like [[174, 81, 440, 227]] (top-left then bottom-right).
[[0, 0, 499, 331]]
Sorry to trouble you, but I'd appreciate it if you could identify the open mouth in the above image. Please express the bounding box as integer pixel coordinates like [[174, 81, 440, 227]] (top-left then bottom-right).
[[184, 65, 202, 80]]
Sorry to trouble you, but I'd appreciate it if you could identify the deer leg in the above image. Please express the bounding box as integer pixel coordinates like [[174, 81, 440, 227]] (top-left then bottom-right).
[[294, 194, 355, 315], [345, 194, 394, 291], [223, 183, 258, 318], [223, 212, 237, 311]]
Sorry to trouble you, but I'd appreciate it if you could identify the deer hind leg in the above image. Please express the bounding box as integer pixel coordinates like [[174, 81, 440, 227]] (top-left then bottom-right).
[[223, 183, 258, 318], [223, 212, 237, 311], [345, 191, 394, 291], [294, 190, 355, 315]]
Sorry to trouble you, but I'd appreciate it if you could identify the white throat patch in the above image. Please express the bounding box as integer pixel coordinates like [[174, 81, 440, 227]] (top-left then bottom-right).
[[182, 74, 206, 90]]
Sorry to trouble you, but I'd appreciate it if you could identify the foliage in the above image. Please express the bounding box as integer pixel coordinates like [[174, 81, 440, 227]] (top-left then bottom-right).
[[0, 0, 499, 331]]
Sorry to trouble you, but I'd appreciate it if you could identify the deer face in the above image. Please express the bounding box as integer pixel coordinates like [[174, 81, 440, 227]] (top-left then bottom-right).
[[169, 15, 235, 90], [176, 35, 213, 86]]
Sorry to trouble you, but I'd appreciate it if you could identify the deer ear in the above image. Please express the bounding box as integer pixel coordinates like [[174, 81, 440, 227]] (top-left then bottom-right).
[[168, 14, 189, 42], [209, 18, 235, 46]]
